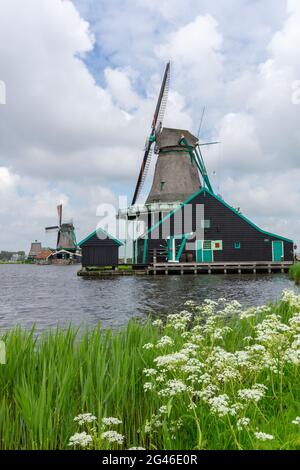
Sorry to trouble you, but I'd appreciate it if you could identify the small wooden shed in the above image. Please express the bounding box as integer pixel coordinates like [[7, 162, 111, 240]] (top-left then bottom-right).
[[78, 228, 123, 267]]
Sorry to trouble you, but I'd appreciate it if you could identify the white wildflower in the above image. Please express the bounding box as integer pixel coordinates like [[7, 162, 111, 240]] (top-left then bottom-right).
[[143, 368, 157, 377], [154, 352, 188, 368], [185, 300, 196, 307], [254, 432, 274, 441], [101, 430, 125, 445], [68, 432, 93, 448], [159, 379, 187, 397], [143, 343, 154, 350], [144, 382, 154, 392], [156, 336, 174, 349], [237, 418, 250, 431], [237, 384, 267, 403], [74, 413, 97, 425], [102, 417, 122, 426], [291, 417, 300, 425], [152, 319, 163, 327], [144, 421, 151, 433], [208, 394, 233, 417], [158, 406, 168, 415]]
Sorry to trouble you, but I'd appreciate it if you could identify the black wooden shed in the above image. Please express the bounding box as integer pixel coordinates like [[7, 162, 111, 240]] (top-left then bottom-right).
[[78, 228, 123, 267]]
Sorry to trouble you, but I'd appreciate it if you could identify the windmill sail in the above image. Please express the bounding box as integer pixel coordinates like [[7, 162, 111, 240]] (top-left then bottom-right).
[[131, 62, 170, 206], [45, 204, 77, 251], [57, 204, 63, 227]]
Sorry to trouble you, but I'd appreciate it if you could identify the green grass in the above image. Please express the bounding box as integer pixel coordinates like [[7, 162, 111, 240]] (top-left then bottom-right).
[[289, 263, 300, 284], [0, 292, 300, 450]]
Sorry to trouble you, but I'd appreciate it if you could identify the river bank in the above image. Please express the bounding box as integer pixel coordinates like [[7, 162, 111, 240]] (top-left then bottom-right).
[[289, 263, 300, 284], [0, 290, 299, 450]]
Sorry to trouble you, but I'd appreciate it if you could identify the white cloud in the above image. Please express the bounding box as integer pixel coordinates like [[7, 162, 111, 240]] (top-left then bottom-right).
[[0, 0, 300, 251], [156, 15, 223, 105]]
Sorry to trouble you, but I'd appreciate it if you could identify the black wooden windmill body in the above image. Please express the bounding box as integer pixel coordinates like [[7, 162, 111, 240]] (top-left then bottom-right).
[[45, 204, 77, 252], [131, 62, 215, 209]]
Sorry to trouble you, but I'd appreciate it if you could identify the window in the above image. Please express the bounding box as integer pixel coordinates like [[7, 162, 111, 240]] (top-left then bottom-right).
[[201, 219, 211, 229], [234, 242, 241, 249], [160, 182, 166, 192], [203, 240, 212, 250]]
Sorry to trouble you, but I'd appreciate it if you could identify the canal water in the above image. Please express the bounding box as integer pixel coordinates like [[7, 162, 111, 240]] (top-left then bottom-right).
[[0, 264, 298, 332]]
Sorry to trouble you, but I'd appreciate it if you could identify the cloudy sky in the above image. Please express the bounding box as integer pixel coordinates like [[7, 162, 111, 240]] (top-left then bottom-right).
[[0, 0, 299, 251]]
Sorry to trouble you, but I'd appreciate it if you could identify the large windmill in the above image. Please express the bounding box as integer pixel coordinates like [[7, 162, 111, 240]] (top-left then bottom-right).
[[120, 63, 216, 263], [45, 204, 77, 252], [131, 62, 214, 207]]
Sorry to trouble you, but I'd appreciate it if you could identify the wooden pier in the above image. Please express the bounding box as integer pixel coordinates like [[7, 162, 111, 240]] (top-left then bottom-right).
[[147, 261, 293, 276]]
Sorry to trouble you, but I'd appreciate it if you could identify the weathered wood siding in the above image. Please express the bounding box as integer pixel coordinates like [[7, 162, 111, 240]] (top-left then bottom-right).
[[81, 233, 119, 267], [137, 191, 294, 264]]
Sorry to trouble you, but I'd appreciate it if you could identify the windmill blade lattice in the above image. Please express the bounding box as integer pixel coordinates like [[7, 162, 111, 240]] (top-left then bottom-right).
[[131, 62, 170, 206]]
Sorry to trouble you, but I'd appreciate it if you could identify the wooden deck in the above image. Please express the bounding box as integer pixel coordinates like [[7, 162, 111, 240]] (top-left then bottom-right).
[[147, 261, 293, 275]]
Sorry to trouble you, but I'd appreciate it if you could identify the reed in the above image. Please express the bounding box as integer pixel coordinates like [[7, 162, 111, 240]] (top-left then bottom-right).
[[289, 263, 300, 284], [0, 291, 299, 450]]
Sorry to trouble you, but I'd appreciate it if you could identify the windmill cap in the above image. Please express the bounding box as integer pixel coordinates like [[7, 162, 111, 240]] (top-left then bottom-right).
[[157, 127, 198, 150]]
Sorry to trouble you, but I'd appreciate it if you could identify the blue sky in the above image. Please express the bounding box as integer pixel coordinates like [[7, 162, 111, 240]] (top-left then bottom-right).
[[0, 0, 299, 251]]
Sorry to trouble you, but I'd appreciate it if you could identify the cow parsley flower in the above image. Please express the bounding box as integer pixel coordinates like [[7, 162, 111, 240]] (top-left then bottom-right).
[[144, 382, 154, 391], [144, 421, 151, 433], [237, 418, 250, 431], [254, 432, 274, 441], [237, 384, 267, 403], [154, 352, 188, 368], [152, 319, 163, 327], [68, 432, 93, 448], [101, 430, 125, 445], [74, 413, 97, 425], [291, 417, 300, 425], [143, 368, 157, 377], [159, 379, 187, 397], [208, 394, 233, 417], [156, 336, 174, 349], [102, 417, 122, 426], [143, 343, 154, 350]]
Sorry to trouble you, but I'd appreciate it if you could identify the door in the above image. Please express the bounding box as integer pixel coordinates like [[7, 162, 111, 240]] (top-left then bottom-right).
[[203, 240, 214, 263], [203, 249, 213, 263], [272, 241, 283, 262], [196, 241, 214, 263]]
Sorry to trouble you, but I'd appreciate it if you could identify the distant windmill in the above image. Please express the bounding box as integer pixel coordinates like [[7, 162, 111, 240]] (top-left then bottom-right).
[[45, 204, 77, 251]]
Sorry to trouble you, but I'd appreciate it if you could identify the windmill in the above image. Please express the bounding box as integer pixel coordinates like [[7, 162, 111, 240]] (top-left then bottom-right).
[[131, 62, 170, 206], [45, 204, 77, 252], [131, 63, 215, 207]]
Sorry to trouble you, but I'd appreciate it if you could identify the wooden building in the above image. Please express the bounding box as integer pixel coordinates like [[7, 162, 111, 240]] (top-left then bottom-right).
[[134, 188, 294, 265], [79, 228, 123, 267]]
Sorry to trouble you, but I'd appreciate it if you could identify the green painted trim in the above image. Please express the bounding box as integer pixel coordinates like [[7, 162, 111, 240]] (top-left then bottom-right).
[[176, 236, 188, 261], [78, 228, 123, 247], [142, 187, 293, 244], [142, 238, 148, 264], [209, 191, 294, 244]]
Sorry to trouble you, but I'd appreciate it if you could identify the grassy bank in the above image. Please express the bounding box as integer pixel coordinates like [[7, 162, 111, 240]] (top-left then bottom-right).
[[289, 263, 300, 284], [0, 291, 300, 450]]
